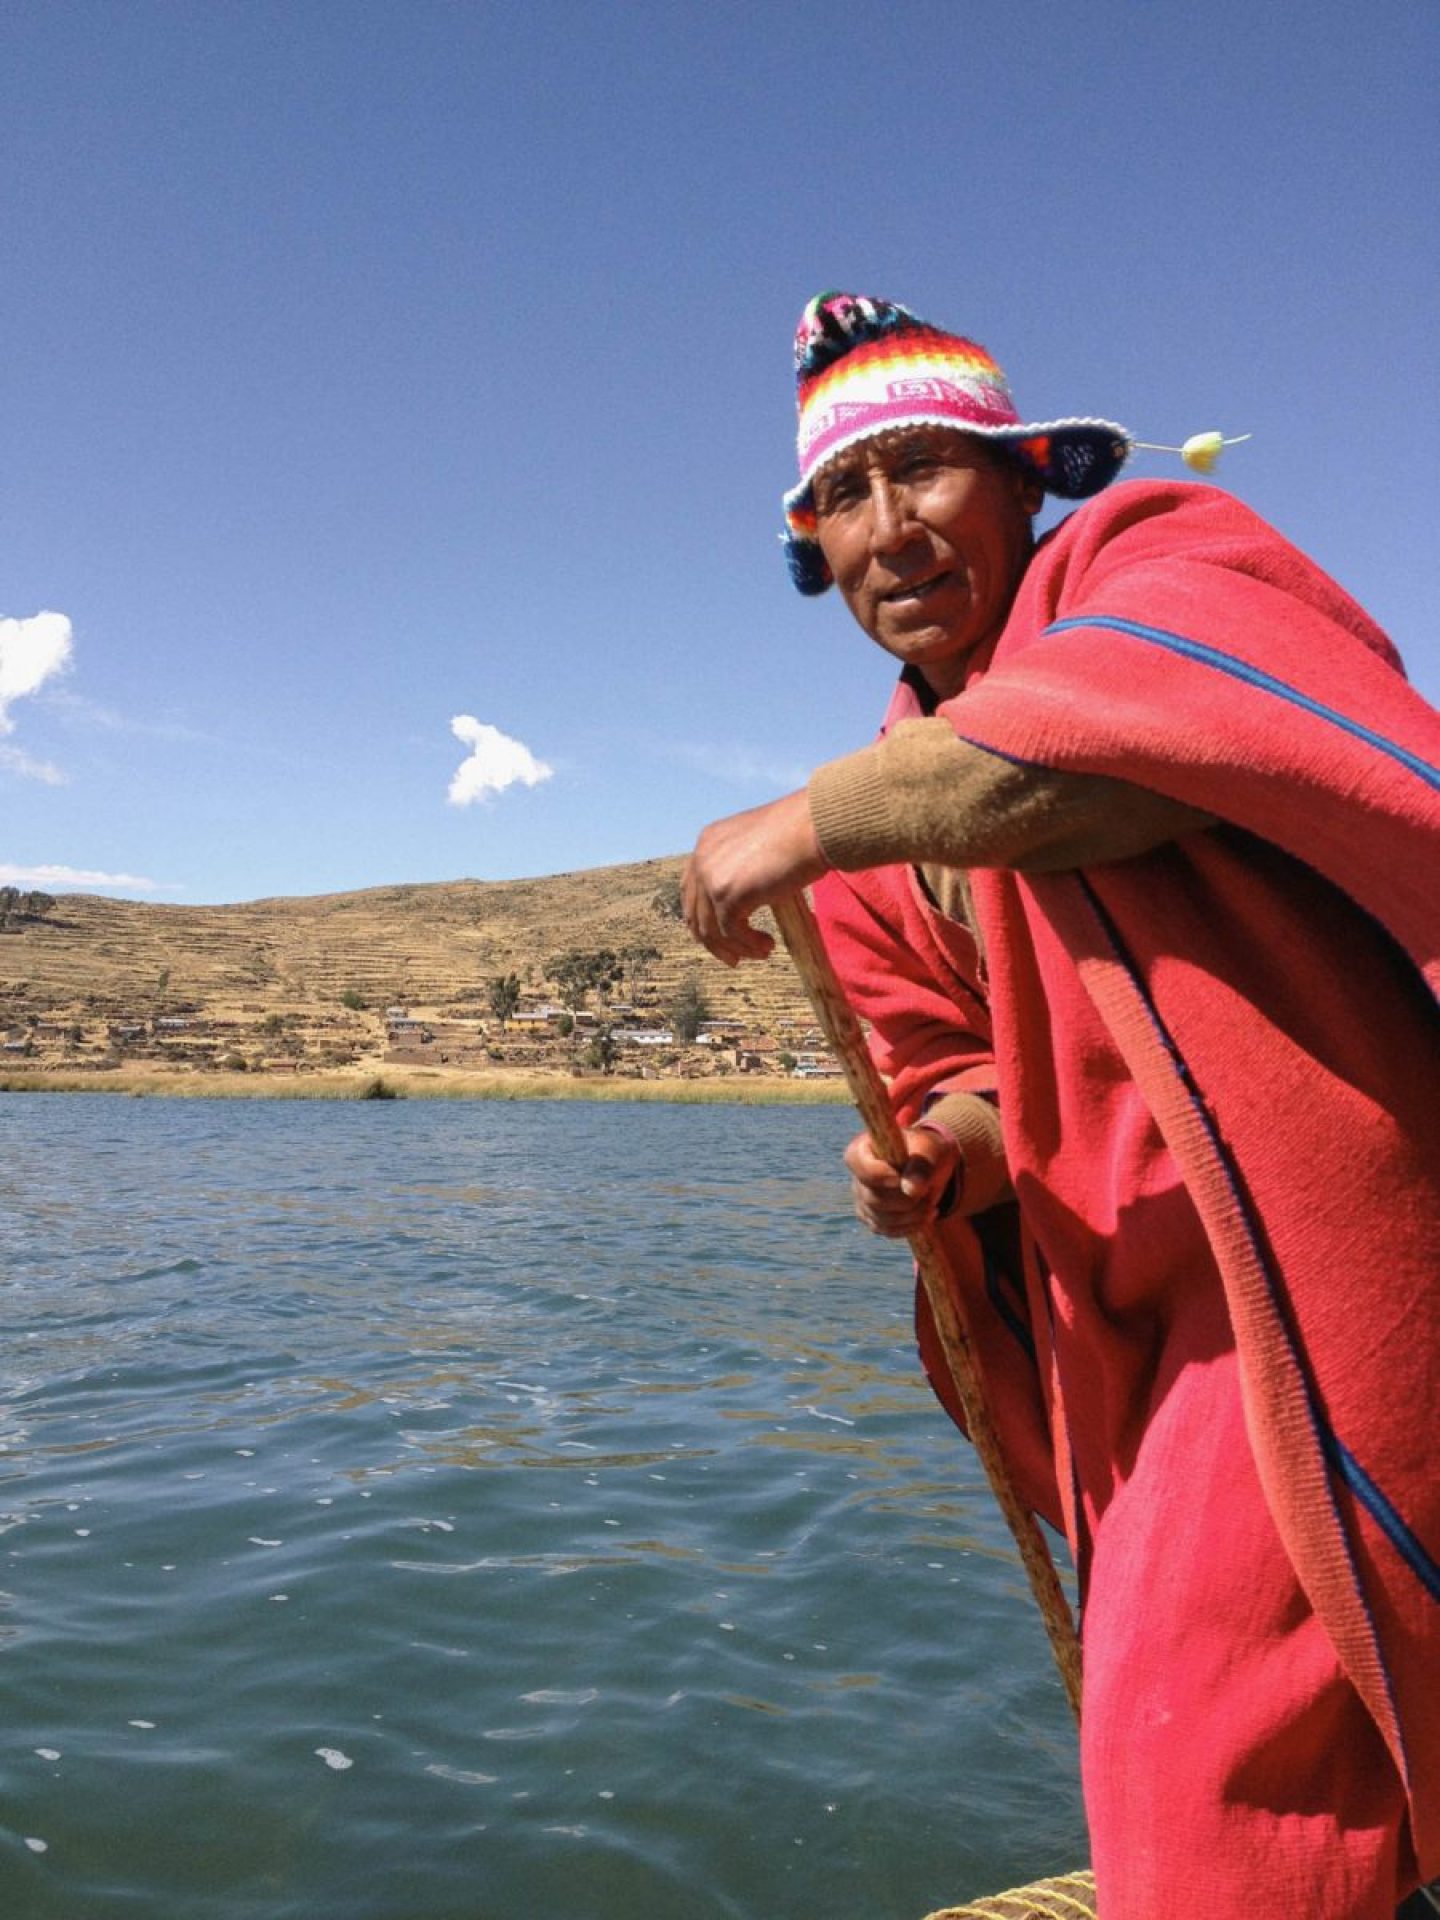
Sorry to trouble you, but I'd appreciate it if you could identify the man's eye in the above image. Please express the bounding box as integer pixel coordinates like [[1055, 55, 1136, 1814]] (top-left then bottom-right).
[[818, 479, 864, 513], [895, 453, 941, 482]]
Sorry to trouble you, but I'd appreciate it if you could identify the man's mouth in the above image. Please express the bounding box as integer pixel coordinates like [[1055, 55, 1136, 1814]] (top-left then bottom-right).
[[882, 572, 951, 605]]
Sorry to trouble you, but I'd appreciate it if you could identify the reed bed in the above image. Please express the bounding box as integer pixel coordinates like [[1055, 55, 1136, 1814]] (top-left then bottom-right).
[[0, 1066, 850, 1106]]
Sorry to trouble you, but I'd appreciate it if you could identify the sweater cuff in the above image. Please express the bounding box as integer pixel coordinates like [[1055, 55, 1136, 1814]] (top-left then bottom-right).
[[917, 1092, 1012, 1215]]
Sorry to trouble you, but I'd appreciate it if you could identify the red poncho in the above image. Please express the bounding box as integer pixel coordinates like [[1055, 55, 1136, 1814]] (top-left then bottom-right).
[[813, 481, 1440, 1908]]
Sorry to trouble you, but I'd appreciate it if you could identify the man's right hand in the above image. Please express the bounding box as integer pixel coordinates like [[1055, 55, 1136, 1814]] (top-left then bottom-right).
[[682, 790, 829, 967]]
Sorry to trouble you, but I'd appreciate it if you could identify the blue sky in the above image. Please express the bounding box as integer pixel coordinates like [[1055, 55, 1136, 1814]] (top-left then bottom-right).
[[5, 0, 1436, 904]]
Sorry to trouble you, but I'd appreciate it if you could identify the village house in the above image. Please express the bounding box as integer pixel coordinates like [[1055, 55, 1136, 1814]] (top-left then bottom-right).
[[613, 1028, 675, 1048], [791, 1051, 842, 1079], [694, 1019, 743, 1048], [731, 1034, 783, 1074]]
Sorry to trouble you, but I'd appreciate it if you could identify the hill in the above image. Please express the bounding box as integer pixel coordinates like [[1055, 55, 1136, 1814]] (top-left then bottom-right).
[[0, 857, 840, 1090]]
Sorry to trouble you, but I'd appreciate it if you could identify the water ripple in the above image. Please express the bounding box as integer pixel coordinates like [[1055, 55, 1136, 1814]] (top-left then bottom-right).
[[0, 1095, 1084, 1919]]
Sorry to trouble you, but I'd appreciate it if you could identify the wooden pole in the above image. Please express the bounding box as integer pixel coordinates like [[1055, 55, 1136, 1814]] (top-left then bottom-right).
[[772, 892, 1083, 1720]]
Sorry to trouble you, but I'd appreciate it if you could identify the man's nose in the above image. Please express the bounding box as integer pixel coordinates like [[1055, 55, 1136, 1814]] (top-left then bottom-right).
[[867, 476, 916, 556]]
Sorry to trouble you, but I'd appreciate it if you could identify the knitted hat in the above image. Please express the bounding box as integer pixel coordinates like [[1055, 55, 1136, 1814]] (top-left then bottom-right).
[[782, 292, 1133, 595]]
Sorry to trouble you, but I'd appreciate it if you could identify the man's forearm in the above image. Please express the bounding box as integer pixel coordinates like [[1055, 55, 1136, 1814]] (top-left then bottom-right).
[[809, 716, 1213, 874]]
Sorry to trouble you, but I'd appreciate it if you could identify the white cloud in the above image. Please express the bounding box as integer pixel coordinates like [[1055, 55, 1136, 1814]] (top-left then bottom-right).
[[45, 689, 217, 746], [447, 715, 553, 807], [664, 740, 812, 790], [0, 611, 73, 733], [0, 743, 67, 785], [0, 863, 178, 895]]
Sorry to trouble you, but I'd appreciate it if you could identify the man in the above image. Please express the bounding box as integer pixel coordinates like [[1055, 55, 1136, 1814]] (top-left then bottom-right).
[[683, 291, 1440, 1918]]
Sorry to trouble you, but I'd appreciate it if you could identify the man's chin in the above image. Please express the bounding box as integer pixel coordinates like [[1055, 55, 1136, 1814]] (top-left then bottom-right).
[[879, 618, 971, 667]]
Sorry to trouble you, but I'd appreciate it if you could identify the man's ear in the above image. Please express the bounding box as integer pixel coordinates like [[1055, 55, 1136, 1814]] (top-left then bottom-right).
[[1016, 467, 1045, 517]]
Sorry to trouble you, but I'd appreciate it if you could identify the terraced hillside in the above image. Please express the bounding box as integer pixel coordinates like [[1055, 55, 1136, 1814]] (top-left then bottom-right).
[[0, 857, 833, 1082]]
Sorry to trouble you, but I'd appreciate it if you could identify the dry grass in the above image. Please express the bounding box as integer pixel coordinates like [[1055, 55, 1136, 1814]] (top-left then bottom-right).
[[0, 857, 807, 1030], [0, 857, 829, 1090], [0, 1064, 851, 1105]]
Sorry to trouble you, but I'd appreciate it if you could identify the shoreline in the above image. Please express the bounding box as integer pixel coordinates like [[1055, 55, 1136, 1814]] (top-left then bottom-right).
[[0, 1065, 852, 1106]]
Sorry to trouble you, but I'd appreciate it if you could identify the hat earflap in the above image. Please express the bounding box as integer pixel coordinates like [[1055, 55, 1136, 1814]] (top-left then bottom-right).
[[783, 531, 833, 596]]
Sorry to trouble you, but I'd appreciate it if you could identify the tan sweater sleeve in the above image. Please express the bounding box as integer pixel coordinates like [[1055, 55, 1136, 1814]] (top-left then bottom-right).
[[809, 716, 1214, 874], [918, 1091, 1012, 1216]]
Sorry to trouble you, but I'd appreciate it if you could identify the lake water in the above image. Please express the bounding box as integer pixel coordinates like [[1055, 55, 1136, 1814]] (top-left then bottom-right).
[[0, 1095, 1084, 1919]]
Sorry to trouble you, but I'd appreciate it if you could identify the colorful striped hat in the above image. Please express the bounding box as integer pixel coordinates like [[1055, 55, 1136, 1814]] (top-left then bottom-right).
[[782, 292, 1133, 595]]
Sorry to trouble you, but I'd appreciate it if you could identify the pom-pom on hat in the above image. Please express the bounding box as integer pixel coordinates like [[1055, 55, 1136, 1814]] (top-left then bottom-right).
[[782, 292, 1133, 596]]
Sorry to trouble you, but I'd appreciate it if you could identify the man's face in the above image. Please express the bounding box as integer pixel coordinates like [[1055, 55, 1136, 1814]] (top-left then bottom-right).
[[812, 428, 1042, 698]]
